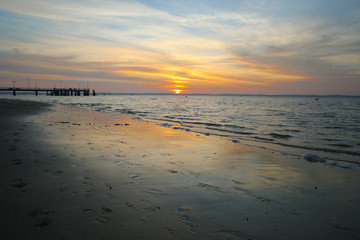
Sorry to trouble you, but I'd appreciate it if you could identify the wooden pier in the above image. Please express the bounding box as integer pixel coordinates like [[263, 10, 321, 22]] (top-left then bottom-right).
[[0, 87, 96, 96]]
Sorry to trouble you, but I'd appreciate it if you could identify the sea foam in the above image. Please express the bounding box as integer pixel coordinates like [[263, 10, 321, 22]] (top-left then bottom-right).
[[303, 153, 326, 163], [302, 153, 354, 169]]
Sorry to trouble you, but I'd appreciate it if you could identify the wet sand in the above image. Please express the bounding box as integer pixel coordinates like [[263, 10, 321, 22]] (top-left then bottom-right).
[[1, 99, 360, 240]]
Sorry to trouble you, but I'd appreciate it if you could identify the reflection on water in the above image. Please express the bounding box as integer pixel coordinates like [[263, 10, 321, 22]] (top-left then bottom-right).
[[12, 98, 360, 240], [3, 94, 360, 162]]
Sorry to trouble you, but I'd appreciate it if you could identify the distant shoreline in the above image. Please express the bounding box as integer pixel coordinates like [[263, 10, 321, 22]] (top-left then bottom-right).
[[1, 91, 359, 97]]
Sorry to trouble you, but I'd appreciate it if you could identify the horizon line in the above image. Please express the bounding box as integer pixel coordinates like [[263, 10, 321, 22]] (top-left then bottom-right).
[[96, 92, 360, 97], [1, 91, 359, 97]]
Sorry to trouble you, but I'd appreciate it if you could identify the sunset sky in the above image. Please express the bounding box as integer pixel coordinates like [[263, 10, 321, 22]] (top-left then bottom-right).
[[0, 0, 359, 94]]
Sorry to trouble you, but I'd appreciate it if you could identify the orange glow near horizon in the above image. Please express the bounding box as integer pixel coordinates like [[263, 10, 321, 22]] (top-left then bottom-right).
[[163, 80, 189, 94], [0, 48, 309, 94]]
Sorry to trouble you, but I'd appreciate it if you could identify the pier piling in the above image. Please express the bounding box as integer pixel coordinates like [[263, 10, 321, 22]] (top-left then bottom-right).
[[0, 87, 95, 96]]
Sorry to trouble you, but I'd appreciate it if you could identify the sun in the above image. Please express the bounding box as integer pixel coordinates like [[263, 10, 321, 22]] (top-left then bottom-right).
[[172, 89, 183, 94]]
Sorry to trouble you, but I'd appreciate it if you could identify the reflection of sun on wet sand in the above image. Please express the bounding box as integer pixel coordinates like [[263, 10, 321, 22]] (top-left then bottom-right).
[[1, 99, 360, 239]]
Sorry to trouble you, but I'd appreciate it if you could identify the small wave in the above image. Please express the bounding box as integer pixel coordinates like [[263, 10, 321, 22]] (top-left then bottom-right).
[[322, 138, 341, 142], [254, 136, 274, 141], [303, 153, 355, 169], [274, 142, 360, 158], [156, 118, 256, 134], [223, 124, 250, 130], [154, 118, 360, 162], [173, 126, 191, 132], [283, 129, 301, 133], [330, 143, 352, 148], [157, 123, 172, 128], [326, 162, 354, 169], [156, 118, 225, 128], [194, 122, 222, 127], [268, 133, 292, 139], [323, 126, 342, 129], [115, 109, 136, 114], [303, 153, 326, 163], [95, 106, 112, 112], [154, 118, 180, 124], [205, 127, 254, 135]]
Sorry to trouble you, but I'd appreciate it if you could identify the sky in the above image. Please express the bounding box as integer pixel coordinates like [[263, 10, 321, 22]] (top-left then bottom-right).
[[0, 0, 359, 94]]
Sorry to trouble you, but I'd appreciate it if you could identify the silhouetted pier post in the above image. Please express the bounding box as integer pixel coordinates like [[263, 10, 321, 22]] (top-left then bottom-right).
[[12, 81, 16, 96]]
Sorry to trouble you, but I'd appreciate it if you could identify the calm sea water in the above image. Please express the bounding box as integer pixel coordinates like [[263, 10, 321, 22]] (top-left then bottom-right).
[[2, 94, 360, 163]]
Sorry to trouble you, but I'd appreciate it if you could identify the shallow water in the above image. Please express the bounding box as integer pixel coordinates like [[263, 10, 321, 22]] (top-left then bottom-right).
[[1, 96, 360, 239], [2, 94, 359, 163]]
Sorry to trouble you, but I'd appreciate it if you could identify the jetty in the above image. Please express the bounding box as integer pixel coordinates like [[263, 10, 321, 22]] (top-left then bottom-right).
[[0, 87, 96, 96]]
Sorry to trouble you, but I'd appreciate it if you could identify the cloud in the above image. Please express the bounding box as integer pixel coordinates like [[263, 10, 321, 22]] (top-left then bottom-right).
[[0, 0, 359, 94]]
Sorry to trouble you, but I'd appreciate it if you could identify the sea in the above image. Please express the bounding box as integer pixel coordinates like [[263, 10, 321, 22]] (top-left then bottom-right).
[[2, 93, 360, 165]]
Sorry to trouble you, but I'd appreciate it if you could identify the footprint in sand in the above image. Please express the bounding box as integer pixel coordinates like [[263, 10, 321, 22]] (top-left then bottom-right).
[[52, 170, 64, 176], [79, 178, 95, 196], [147, 188, 169, 198], [82, 207, 112, 224], [125, 201, 137, 209], [34, 217, 52, 227], [12, 159, 23, 165], [42, 169, 64, 176], [28, 209, 54, 227], [129, 173, 141, 180], [140, 199, 161, 213], [188, 171, 200, 178], [167, 169, 187, 177], [94, 217, 110, 224], [59, 186, 69, 193], [129, 173, 142, 183], [166, 227, 177, 237], [9, 145, 17, 152], [233, 186, 274, 204], [178, 206, 191, 222], [12, 178, 26, 188], [105, 182, 113, 190], [82, 209, 97, 217], [83, 207, 113, 222], [101, 207, 113, 214], [82, 179, 93, 186], [177, 206, 199, 233], [168, 161, 183, 166], [198, 183, 224, 193], [232, 179, 245, 185]]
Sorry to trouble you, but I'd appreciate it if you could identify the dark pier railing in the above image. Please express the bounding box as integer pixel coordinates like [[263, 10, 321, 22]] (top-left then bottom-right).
[[0, 87, 96, 96]]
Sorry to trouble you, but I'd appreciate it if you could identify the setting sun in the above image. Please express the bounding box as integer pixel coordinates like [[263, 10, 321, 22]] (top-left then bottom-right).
[[172, 89, 183, 94]]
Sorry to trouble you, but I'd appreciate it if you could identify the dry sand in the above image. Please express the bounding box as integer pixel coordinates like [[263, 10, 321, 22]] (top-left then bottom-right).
[[1, 99, 360, 240]]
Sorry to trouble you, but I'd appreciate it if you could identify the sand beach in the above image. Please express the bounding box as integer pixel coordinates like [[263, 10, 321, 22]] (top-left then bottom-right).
[[1, 98, 360, 240]]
